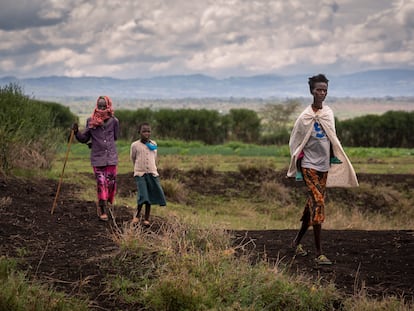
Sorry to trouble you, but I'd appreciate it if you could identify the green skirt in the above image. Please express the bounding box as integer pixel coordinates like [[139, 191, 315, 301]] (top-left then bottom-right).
[[135, 174, 166, 206]]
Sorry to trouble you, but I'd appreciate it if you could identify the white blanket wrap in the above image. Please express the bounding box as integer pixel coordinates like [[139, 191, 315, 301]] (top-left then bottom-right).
[[287, 105, 359, 188]]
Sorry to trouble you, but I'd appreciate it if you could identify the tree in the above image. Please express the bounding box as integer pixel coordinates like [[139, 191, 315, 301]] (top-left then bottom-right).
[[259, 100, 300, 145], [227, 109, 261, 143]]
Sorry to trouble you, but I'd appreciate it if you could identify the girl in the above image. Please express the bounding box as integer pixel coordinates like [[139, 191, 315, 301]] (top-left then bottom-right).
[[130, 122, 166, 226]]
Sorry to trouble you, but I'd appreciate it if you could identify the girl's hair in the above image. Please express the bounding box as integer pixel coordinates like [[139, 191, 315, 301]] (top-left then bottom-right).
[[308, 74, 329, 94], [138, 122, 150, 132]]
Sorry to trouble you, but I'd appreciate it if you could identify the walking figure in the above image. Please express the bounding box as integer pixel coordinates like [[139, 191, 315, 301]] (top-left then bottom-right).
[[287, 74, 358, 265]]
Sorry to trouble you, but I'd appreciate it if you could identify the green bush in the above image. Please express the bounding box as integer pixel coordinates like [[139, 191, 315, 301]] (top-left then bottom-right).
[[337, 111, 414, 148], [0, 83, 77, 173], [116, 108, 155, 142]]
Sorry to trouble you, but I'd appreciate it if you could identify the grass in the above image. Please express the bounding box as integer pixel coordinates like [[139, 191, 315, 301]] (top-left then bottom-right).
[[37, 139, 414, 230], [106, 217, 413, 310], [346, 147, 414, 174], [50, 139, 290, 175], [5, 139, 414, 310], [109, 218, 345, 310], [152, 196, 300, 231], [48, 139, 414, 177], [0, 257, 88, 311]]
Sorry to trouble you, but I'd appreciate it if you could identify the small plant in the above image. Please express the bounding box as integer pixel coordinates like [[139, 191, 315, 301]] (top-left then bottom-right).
[[188, 163, 215, 176], [0, 196, 12, 208], [162, 179, 188, 204], [258, 181, 292, 204], [16, 247, 28, 258]]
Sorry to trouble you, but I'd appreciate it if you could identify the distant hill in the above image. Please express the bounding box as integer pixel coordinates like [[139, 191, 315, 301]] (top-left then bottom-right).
[[1, 69, 413, 99]]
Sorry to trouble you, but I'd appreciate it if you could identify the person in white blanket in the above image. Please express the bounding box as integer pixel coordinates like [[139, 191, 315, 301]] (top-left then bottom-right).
[[287, 74, 358, 265]]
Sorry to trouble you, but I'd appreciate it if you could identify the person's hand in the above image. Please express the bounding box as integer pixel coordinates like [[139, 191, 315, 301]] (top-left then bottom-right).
[[72, 123, 79, 133]]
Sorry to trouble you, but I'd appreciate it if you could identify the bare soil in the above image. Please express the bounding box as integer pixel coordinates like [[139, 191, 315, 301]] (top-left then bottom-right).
[[0, 170, 413, 310]]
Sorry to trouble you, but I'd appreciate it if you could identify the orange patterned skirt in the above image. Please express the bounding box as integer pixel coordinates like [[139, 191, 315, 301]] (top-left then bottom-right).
[[301, 167, 328, 225]]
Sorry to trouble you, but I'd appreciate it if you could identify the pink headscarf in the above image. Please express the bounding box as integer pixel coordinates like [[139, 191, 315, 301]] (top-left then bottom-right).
[[88, 95, 114, 128]]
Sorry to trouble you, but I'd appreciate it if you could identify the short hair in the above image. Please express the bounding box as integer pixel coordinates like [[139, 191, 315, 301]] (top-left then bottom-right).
[[138, 122, 150, 132], [308, 74, 329, 94]]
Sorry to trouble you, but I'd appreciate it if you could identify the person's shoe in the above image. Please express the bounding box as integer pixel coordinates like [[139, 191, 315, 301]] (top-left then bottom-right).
[[99, 213, 109, 221], [295, 244, 308, 257], [295, 171, 303, 181], [330, 157, 342, 164], [315, 254, 332, 265], [132, 216, 140, 224], [143, 220, 150, 227]]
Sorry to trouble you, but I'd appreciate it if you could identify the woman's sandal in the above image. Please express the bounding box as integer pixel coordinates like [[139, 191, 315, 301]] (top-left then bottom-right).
[[295, 244, 308, 257], [96, 202, 109, 221], [100, 213, 109, 221], [315, 254, 332, 265]]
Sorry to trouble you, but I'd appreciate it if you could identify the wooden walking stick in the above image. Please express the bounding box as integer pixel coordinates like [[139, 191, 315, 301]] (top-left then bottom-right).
[[51, 129, 75, 214]]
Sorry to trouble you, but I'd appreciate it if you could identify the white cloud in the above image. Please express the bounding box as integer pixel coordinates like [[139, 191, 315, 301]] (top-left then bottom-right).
[[395, 0, 414, 27], [0, 59, 15, 72], [0, 0, 412, 78]]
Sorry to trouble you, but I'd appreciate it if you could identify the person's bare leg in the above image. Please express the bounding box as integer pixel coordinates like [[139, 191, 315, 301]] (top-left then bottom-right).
[[144, 203, 151, 226], [132, 204, 143, 223], [313, 223, 332, 264], [293, 209, 310, 246], [99, 199, 108, 221], [293, 220, 309, 246], [313, 224, 322, 256]]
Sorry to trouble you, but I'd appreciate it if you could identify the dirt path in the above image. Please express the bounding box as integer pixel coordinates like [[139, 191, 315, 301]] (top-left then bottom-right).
[[232, 229, 414, 300], [0, 172, 413, 310]]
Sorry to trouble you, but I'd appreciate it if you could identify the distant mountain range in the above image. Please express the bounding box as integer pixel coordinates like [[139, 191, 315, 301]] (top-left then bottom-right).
[[1, 69, 413, 99]]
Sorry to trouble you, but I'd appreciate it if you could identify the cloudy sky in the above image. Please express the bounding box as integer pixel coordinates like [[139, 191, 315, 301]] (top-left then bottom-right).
[[0, 0, 413, 79]]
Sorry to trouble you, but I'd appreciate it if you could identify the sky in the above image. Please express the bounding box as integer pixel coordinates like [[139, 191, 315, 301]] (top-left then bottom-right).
[[0, 0, 413, 79]]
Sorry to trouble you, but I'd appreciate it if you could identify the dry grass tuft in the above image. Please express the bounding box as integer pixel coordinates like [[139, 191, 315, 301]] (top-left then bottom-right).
[[258, 181, 292, 204], [161, 179, 188, 204], [188, 165, 214, 176], [11, 142, 55, 170]]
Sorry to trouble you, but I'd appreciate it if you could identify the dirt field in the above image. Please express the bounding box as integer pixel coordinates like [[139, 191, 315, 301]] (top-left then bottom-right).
[[0, 170, 413, 310]]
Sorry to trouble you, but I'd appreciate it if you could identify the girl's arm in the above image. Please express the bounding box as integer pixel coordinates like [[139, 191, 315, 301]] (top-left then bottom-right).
[[75, 120, 92, 143], [130, 143, 137, 164]]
